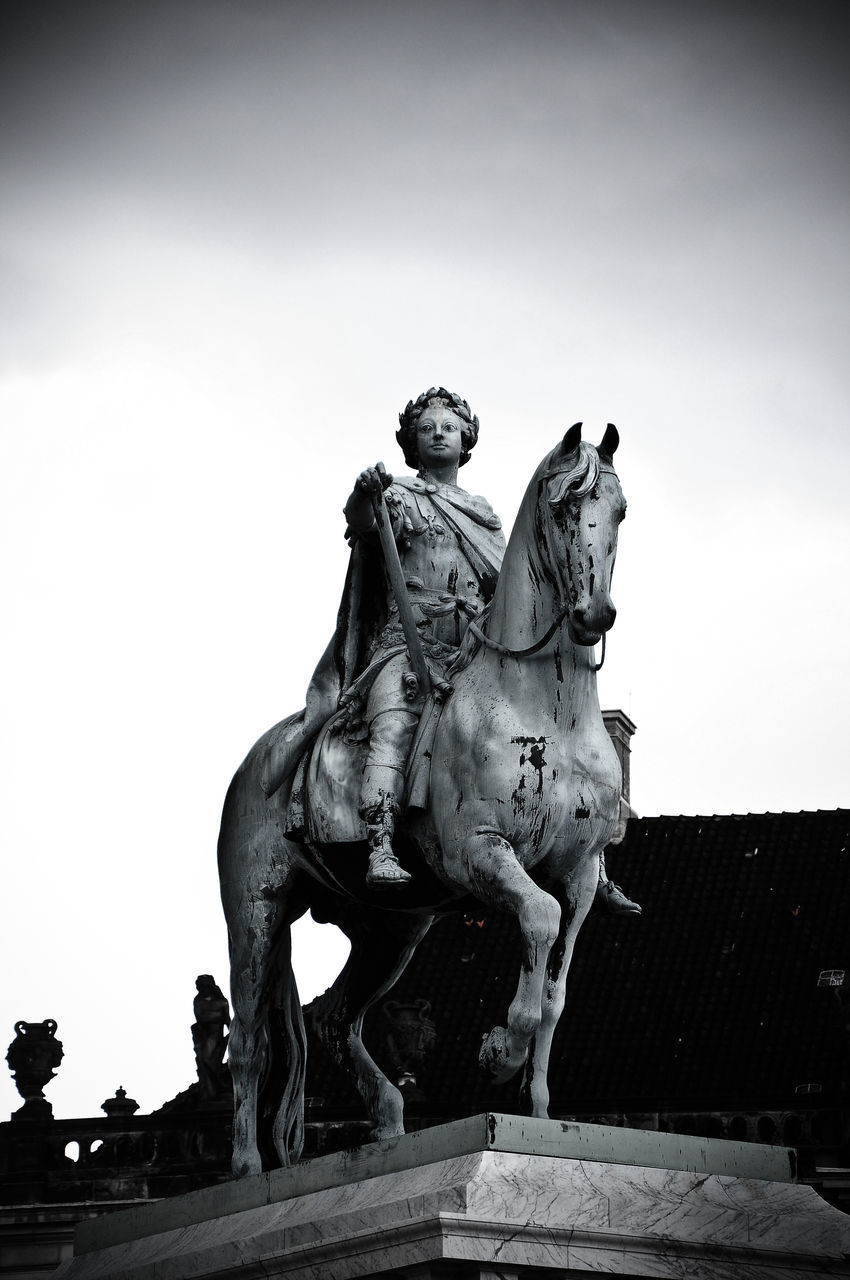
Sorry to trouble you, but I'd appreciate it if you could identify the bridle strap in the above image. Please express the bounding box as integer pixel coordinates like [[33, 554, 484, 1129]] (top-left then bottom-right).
[[467, 468, 610, 665], [468, 610, 607, 666], [467, 606, 570, 659]]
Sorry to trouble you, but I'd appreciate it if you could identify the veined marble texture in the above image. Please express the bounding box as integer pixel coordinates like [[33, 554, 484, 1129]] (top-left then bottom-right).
[[54, 1149, 850, 1279]]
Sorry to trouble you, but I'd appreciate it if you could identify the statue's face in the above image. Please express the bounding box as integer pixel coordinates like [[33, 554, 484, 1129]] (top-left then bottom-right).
[[415, 401, 464, 472]]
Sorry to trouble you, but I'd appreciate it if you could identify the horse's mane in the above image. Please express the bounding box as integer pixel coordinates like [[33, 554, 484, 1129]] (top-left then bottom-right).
[[544, 440, 600, 510]]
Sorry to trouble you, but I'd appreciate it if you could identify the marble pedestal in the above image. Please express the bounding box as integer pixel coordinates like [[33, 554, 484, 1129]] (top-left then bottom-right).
[[54, 1112, 850, 1278]]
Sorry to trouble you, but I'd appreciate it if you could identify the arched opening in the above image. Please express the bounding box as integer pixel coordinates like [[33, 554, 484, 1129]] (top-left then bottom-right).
[[783, 1114, 802, 1145], [729, 1115, 748, 1142], [757, 1115, 777, 1144]]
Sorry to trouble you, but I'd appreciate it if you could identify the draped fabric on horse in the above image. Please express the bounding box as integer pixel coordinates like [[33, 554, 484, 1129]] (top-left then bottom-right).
[[259, 476, 504, 806]]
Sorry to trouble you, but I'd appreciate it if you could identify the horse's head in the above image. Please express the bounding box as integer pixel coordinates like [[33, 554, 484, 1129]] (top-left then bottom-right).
[[542, 422, 626, 647]]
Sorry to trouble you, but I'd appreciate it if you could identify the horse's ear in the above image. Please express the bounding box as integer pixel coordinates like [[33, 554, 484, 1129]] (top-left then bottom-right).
[[598, 423, 619, 460], [561, 422, 582, 456]]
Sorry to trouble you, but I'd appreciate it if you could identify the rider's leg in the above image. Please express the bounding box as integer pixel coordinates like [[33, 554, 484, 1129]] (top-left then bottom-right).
[[595, 847, 642, 915], [594, 793, 641, 914], [360, 658, 420, 886]]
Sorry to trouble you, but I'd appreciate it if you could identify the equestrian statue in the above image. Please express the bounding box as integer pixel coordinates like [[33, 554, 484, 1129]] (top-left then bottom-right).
[[217, 387, 637, 1175]]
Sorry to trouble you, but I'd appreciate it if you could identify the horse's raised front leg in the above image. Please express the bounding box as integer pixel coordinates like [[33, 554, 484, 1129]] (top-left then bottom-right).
[[455, 832, 561, 1084], [308, 907, 433, 1142], [521, 851, 599, 1118]]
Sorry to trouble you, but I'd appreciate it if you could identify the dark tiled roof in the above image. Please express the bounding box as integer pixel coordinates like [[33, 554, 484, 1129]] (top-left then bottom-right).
[[305, 811, 850, 1120]]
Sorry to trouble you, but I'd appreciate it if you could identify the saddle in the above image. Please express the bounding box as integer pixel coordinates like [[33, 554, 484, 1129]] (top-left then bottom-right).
[[284, 690, 445, 845]]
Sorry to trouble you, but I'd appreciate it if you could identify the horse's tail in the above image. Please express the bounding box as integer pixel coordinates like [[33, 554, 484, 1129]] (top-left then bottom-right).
[[268, 929, 307, 1166]]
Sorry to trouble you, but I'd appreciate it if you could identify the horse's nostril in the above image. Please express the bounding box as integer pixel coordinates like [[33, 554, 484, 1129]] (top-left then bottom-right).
[[573, 601, 615, 635]]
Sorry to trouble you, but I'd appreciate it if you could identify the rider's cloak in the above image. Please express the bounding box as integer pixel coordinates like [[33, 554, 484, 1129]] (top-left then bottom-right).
[[259, 476, 504, 800]]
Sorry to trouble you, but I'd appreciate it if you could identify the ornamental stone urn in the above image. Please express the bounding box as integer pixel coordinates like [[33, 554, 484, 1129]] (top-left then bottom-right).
[[6, 1019, 64, 1119], [380, 999, 437, 1096]]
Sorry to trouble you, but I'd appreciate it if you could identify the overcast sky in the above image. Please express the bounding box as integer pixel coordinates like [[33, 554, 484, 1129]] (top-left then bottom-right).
[[2, 0, 848, 1123]]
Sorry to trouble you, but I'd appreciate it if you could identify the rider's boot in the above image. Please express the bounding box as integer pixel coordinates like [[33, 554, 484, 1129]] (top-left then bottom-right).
[[360, 803, 412, 885], [595, 849, 642, 915], [360, 704, 418, 888], [360, 752, 412, 886], [366, 833, 412, 887]]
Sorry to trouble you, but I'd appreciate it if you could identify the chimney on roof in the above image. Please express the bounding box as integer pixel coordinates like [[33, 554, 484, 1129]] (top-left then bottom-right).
[[602, 710, 637, 815]]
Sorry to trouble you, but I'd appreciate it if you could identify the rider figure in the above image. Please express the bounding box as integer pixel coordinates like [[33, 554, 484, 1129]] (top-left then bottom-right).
[[342, 387, 641, 914], [343, 388, 502, 886]]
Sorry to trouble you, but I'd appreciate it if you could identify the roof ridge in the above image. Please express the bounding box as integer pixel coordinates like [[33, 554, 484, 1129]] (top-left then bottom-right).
[[634, 808, 850, 821]]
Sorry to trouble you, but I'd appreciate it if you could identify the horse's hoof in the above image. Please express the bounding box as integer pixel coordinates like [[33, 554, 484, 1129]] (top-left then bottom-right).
[[479, 1026, 527, 1082], [369, 1122, 405, 1143]]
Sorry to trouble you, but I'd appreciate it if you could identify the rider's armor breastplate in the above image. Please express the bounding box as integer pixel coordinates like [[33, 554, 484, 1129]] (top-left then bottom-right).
[[385, 489, 488, 649]]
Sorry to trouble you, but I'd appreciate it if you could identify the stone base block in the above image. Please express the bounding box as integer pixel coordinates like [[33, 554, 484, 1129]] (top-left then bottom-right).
[[54, 1113, 850, 1278]]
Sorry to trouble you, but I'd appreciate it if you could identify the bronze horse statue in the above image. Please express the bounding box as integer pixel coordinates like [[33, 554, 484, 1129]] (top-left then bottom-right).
[[218, 422, 626, 1175]]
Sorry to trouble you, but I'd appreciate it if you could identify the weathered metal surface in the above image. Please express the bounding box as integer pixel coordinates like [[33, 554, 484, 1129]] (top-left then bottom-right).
[[217, 391, 628, 1176]]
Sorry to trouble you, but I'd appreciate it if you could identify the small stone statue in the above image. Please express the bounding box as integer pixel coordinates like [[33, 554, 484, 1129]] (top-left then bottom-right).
[[191, 975, 230, 1102], [380, 999, 437, 1094], [6, 1019, 64, 1119]]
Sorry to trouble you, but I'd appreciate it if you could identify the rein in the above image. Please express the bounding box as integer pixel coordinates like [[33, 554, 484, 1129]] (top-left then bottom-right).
[[467, 607, 569, 659], [467, 611, 607, 668]]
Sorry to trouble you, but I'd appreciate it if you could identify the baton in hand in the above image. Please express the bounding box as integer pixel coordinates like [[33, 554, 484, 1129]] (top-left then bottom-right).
[[371, 488, 433, 698]]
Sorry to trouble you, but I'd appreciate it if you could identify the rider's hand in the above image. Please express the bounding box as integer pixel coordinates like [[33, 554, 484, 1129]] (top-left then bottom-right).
[[355, 462, 393, 496], [344, 462, 394, 535]]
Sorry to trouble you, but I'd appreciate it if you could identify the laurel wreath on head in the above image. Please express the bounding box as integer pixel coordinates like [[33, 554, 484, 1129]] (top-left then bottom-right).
[[396, 386, 480, 470]]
